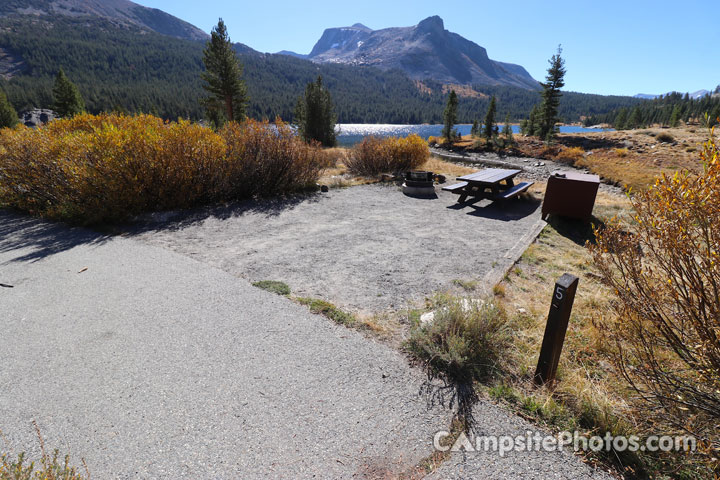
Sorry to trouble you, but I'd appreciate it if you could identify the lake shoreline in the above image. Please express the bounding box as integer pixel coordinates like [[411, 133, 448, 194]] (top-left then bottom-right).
[[335, 123, 615, 146]]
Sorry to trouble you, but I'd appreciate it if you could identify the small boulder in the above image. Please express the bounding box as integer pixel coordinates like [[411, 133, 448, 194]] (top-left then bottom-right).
[[420, 311, 435, 325], [19, 108, 58, 128]]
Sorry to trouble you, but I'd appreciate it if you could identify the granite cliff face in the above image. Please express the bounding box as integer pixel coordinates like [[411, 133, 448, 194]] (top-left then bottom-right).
[[300, 16, 538, 89], [0, 0, 208, 40]]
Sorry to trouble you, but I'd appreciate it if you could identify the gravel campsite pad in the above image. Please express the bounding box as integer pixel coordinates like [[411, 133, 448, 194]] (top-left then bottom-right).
[[0, 208, 612, 478], [133, 183, 545, 313]]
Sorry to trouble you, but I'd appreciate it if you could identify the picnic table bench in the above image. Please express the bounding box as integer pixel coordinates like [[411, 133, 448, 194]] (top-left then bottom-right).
[[442, 168, 534, 203]]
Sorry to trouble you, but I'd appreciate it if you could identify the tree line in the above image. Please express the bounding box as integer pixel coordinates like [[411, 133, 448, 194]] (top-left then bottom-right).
[[585, 90, 720, 129], [0, 14, 646, 127]]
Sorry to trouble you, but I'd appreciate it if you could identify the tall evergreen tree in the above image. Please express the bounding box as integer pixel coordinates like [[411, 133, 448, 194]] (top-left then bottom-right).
[[522, 104, 540, 136], [483, 95, 497, 139], [537, 46, 566, 141], [294, 75, 336, 147], [52, 68, 84, 118], [614, 108, 628, 130], [470, 119, 479, 137], [626, 107, 643, 129], [442, 90, 458, 141], [502, 114, 513, 142], [669, 105, 682, 127], [201, 18, 247, 125], [0, 89, 18, 128]]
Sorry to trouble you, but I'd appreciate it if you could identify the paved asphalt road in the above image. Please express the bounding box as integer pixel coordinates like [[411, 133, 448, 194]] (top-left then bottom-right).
[[0, 210, 612, 478]]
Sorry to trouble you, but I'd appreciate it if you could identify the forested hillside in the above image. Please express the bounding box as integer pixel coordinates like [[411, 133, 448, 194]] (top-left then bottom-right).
[[587, 90, 720, 129], [0, 15, 645, 123]]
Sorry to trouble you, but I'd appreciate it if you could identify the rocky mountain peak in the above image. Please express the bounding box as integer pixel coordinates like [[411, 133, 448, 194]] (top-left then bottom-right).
[[416, 15, 444, 34], [303, 16, 538, 90], [0, 0, 208, 41]]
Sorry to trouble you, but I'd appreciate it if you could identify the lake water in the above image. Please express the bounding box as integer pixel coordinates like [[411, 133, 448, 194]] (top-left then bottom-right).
[[335, 124, 615, 147]]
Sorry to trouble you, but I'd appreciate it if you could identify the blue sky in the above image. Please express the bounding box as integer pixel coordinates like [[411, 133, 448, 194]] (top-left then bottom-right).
[[135, 0, 719, 97]]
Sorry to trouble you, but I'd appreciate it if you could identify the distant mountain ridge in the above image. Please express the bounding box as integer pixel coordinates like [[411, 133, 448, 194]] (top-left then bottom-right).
[[0, 0, 208, 40], [0, 2, 645, 124], [280, 16, 539, 90]]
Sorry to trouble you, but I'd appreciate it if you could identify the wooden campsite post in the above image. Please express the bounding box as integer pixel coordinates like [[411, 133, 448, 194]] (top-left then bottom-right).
[[534, 273, 579, 385]]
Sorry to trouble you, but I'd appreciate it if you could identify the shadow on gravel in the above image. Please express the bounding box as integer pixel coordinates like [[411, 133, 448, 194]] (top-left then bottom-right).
[[447, 198, 540, 221], [0, 209, 109, 263], [420, 376, 478, 431], [124, 192, 323, 235]]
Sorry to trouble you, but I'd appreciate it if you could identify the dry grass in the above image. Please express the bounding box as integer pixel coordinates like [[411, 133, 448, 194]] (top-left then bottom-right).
[[437, 125, 712, 192], [575, 152, 672, 192], [420, 156, 478, 176], [487, 190, 710, 476]]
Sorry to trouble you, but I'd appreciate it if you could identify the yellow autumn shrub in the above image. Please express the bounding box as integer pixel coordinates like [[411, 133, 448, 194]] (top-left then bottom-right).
[[220, 119, 328, 198], [553, 146, 585, 164], [591, 128, 720, 459], [0, 114, 325, 223], [346, 134, 429, 176]]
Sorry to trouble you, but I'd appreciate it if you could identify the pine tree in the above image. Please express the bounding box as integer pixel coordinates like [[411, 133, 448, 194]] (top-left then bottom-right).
[[442, 90, 458, 141], [52, 68, 84, 118], [0, 88, 18, 128], [482, 95, 497, 139], [470, 119, 479, 137], [614, 108, 628, 130], [502, 114, 513, 143], [201, 18, 247, 126], [519, 118, 529, 135], [627, 107, 642, 129], [523, 104, 540, 136], [294, 75, 337, 147], [537, 46, 566, 142], [669, 105, 682, 127], [710, 105, 720, 127]]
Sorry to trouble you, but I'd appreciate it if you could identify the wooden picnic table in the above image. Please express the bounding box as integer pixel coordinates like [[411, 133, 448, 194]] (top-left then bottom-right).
[[443, 168, 533, 204]]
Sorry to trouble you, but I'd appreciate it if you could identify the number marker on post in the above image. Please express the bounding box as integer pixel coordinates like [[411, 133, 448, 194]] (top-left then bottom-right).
[[534, 273, 579, 385]]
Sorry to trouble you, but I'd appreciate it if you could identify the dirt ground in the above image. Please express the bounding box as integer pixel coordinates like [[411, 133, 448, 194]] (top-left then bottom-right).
[[438, 125, 714, 192], [129, 183, 545, 315]]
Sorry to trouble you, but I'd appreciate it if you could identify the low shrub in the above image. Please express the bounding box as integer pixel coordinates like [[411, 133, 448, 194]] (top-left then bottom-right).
[[219, 120, 326, 199], [1, 423, 87, 480], [656, 132, 674, 143], [252, 280, 291, 296], [346, 134, 429, 176], [614, 147, 629, 157], [0, 114, 325, 223], [1, 450, 86, 480], [591, 130, 720, 463], [405, 295, 509, 383], [554, 146, 585, 164]]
